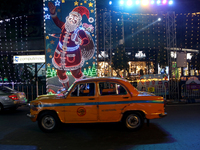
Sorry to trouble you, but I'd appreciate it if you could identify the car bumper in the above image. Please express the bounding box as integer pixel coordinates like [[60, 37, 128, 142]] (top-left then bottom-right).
[[27, 113, 35, 118], [159, 112, 167, 117], [27, 113, 37, 122]]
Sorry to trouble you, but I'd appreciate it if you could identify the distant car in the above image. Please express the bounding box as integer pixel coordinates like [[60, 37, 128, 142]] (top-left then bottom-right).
[[0, 86, 27, 112], [27, 77, 167, 132]]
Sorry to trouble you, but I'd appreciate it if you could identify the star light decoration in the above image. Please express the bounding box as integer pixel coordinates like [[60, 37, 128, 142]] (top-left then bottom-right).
[[88, 2, 93, 7], [74, 1, 79, 6], [55, 0, 60, 6], [44, 7, 48, 11], [45, 14, 50, 20]]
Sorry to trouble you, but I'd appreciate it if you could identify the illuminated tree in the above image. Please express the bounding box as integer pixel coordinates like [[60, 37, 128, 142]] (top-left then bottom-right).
[[91, 62, 97, 77], [83, 68, 88, 76], [46, 65, 52, 78]]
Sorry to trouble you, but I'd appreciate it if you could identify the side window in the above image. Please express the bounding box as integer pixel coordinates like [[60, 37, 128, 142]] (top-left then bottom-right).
[[117, 84, 127, 95], [71, 83, 95, 97], [99, 82, 127, 96], [99, 82, 116, 95]]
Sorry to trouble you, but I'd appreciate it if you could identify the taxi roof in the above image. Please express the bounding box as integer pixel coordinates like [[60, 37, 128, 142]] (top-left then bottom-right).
[[75, 77, 139, 96]]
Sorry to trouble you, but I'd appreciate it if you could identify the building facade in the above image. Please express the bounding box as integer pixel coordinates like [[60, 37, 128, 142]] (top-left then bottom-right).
[[97, 9, 200, 78]]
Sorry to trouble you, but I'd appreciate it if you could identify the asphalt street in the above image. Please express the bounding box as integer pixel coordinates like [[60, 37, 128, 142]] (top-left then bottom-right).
[[0, 103, 200, 150]]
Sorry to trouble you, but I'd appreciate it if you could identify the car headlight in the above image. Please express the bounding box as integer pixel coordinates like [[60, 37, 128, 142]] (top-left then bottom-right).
[[29, 102, 40, 111]]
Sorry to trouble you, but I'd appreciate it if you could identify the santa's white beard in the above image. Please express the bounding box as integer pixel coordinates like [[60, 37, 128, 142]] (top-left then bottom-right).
[[65, 19, 80, 32]]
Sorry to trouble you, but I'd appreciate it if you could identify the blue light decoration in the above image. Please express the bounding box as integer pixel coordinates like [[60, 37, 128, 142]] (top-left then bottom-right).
[[119, 0, 124, 5], [55, 0, 61, 6], [169, 0, 173, 5], [157, 0, 161, 4], [151, 0, 155, 4], [44, 14, 50, 20], [127, 0, 133, 6], [44, 7, 48, 11], [109, 1, 112, 5], [136, 0, 140, 5]]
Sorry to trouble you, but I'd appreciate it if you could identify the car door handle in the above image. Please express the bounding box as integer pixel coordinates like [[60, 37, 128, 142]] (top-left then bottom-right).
[[123, 97, 129, 99], [88, 98, 95, 100]]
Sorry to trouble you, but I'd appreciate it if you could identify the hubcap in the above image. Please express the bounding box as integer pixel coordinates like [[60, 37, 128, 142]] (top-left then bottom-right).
[[127, 115, 140, 128], [42, 115, 55, 130]]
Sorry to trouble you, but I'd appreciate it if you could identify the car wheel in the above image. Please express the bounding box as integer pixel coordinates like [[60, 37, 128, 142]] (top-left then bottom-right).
[[123, 112, 144, 131], [0, 103, 4, 113], [38, 111, 60, 133]]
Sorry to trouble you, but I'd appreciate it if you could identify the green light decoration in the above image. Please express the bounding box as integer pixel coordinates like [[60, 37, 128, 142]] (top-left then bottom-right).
[[52, 68, 57, 77], [4, 77, 8, 81], [48, 92, 55, 95], [46, 65, 52, 78], [66, 71, 71, 75], [87, 66, 92, 76], [0, 77, 2, 81], [91, 62, 97, 77], [83, 68, 88, 76]]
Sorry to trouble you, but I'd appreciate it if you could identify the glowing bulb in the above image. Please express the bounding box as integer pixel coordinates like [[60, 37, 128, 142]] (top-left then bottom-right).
[[151, 0, 155, 4], [127, 0, 133, 6], [169, 0, 173, 5], [157, 0, 161, 4], [162, 0, 167, 4], [119, 0, 124, 5], [136, 0, 140, 5], [142, 0, 149, 5]]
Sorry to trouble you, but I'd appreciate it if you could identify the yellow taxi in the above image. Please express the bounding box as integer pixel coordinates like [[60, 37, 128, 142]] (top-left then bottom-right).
[[27, 77, 167, 132]]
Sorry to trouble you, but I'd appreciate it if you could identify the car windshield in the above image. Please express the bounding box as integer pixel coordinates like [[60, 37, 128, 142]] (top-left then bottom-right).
[[64, 83, 74, 96]]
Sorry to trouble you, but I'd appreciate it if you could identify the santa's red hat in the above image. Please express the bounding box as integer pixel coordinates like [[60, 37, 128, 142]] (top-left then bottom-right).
[[71, 6, 90, 19]]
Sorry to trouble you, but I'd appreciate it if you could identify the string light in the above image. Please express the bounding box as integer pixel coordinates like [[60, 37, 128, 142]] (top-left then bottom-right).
[[0, 16, 28, 83]]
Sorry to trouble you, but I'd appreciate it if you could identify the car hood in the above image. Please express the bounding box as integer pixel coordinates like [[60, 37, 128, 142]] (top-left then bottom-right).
[[138, 91, 156, 96], [36, 94, 64, 100]]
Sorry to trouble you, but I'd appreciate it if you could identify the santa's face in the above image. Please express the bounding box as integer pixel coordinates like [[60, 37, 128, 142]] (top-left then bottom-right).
[[68, 13, 80, 25], [65, 13, 81, 32]]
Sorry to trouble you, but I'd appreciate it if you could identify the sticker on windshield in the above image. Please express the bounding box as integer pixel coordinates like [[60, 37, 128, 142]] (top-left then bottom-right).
[[77, 107, 86, 116]]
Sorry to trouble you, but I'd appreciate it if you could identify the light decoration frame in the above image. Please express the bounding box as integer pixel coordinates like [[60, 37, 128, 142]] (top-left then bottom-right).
[[0, 15, 28, 84], [43, 0, 97, 93]]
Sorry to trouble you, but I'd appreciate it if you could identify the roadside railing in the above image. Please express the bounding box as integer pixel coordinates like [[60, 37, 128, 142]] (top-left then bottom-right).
[[181, 84, 200, 102]]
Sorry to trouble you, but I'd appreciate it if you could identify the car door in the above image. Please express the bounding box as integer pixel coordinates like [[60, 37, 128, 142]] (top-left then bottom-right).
[[97, 81, 131, 121], [64, 82, 98, 122]]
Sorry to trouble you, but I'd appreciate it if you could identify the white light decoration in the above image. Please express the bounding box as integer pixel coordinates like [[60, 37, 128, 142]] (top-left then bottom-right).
[[135, 51, 146, 58], [44, 7, 48, 11], [169, 0, 173, 5], [127, 0, 133, 6], [119, 0, 124, 5], [0, 16, 28, 83]]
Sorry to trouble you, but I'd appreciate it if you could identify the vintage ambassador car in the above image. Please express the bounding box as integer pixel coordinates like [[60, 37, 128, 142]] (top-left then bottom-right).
[[27, 77, 167, 132]]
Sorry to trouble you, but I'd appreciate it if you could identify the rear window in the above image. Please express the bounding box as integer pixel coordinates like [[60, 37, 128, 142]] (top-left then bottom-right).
[[0, 86, 16, 94], [99, 82, 127, 96]]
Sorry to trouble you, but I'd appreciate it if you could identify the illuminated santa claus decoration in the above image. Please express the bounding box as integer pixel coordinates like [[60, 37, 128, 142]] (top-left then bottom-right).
[[48, 2, 95, 88]]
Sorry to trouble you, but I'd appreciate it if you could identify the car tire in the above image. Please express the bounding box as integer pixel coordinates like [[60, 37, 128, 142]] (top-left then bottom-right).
[[38, 111, 60, 133], [0, 103, 4, 113], [123, 112, 144, 131]]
